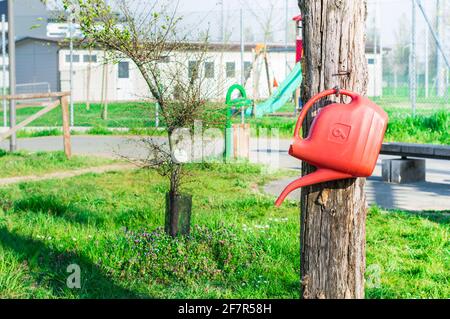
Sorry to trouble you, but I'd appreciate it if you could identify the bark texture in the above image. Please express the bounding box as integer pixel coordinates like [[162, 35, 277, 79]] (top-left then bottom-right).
[[298, 0, 368, 299]]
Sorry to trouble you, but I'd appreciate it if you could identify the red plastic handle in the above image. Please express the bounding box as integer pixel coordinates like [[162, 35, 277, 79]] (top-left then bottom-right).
[[294, 89, 358, 140]]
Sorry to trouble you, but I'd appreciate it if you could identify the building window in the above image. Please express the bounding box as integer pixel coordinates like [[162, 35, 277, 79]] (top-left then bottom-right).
[[204, 62, 215, 79], [83, 54, 97, 63], [188, 60, 200, 80], [226, 62, 235, 78], [118, 61, 130, 79], [66, 54, 80, 63], [244, 61, 252, 80], [368, 58, 375, 65], [159, 55, 171, 63]]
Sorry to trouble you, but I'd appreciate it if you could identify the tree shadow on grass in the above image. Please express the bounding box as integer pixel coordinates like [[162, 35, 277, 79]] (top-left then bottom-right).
[[0, 226, 145, 299], [11, 194, 107, 227], [392, 210, 450, 226], [11, 194, 157, 230]]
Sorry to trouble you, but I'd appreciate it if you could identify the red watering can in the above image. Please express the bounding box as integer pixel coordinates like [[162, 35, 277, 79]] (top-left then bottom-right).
[[275, 88, 388, 207]]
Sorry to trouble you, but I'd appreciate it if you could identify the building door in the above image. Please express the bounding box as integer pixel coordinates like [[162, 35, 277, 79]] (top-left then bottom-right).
[[117, 61, 134, 100]]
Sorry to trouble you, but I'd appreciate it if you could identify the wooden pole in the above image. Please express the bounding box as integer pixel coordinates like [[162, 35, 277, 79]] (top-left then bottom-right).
[[101, 66, 109, 120], [264, 50, 272, 96], [86, 48, 92, 111], [298, 0, 368, 299], [61, 95, 72, 159], [100, 52, 108, 120], [104, 64, 109, 120]]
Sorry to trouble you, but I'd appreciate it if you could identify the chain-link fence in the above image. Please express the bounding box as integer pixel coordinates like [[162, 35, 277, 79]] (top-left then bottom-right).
[[1, 0, 449, 129], [367, 0, 450, 115]]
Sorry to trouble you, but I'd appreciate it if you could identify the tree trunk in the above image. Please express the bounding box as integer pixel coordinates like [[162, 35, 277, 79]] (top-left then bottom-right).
[[165, 165, 192, 237], [298, 0, 368, 299], [165, 191, 192, 237]]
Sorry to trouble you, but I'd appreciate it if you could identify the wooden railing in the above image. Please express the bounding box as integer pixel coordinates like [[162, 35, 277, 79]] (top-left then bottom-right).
[[0, 92, 72, 159]]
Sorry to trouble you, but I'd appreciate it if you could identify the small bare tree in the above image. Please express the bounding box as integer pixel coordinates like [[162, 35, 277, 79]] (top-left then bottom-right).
[[55, 0, 222, 236]]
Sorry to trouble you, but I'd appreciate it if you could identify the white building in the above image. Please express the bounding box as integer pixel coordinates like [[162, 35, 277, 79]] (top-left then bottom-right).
[[366, 53, 383, 97], [58, 43, 299, 103], [11, 39, 384, 103]]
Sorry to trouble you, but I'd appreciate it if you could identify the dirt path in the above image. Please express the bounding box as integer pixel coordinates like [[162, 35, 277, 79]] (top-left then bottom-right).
[[0, 163, 136, 186]]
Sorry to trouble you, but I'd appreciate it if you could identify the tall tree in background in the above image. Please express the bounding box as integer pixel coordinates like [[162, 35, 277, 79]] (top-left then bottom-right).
[[298, 0, 368, 299]]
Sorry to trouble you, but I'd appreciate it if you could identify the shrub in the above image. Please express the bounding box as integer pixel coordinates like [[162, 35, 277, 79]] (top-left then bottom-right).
[[100, 224, 260, 285]]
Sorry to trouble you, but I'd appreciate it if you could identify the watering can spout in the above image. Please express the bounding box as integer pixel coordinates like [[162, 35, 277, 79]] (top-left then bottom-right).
[[275, 168, 353, 207]]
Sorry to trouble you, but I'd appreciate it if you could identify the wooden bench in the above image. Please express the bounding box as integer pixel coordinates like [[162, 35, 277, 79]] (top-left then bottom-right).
[[379, 142, 450, 183]]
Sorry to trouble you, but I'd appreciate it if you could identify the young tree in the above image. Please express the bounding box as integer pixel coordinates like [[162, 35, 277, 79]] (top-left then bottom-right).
[[56, 0, 219, 237], [298, 0, 368, 298]]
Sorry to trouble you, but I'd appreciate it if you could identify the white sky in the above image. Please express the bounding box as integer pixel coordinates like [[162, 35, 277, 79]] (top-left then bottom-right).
[[43, 0, 445, 54], [176, 0, 439, 48]]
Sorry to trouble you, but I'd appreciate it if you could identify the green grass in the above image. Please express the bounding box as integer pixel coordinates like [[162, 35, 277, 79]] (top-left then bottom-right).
[[0, 150, 115, 178], [2, 98, 449, 144], [240, 98, 449, 144], [383, 107, 449, 144], [0, 162, 447, 298], [366, 208, 449, 299], [5, 102, 158, 128]]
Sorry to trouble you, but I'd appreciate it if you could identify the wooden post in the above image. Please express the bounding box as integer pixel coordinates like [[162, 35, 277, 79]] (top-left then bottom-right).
[[264, 51, 272, 96], [61, 95, 72, 159], [86, 48, 92, 111], [298, 0, 368, 299], [101, 52, 109, 120], [232, 123, 250, 159]]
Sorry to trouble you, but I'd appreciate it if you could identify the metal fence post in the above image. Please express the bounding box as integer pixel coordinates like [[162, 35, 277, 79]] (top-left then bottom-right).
[[1, 14, 6, 128], [410, 0, 417, 116], [7, 0, 16, 151]]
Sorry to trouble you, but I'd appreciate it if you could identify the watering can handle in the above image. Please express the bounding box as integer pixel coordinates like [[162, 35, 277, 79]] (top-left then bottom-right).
[[294, 88, 358, 140]]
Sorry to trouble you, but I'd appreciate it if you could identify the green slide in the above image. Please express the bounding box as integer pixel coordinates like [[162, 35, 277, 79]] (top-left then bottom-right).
[[246, 62, 302, 117]]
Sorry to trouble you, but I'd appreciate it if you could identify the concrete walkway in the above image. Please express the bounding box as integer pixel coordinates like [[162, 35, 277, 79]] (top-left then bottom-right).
[[1, 135, 449, 211]]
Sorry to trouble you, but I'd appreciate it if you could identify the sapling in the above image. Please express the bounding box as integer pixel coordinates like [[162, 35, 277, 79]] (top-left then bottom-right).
[[51, 0, 224, 237]]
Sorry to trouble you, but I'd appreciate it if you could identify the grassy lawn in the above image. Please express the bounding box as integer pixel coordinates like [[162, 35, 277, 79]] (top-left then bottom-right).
[[0, 150, 115, 179], [2, 98, 449, 144], [8, 102, 157, 128], [0, 162, 447, 298], [244, 97, 449, 144]]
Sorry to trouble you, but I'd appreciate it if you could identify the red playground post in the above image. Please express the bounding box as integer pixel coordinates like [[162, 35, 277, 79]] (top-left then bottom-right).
[[293, 15, 303, 113], [293, 15, 303, 63]]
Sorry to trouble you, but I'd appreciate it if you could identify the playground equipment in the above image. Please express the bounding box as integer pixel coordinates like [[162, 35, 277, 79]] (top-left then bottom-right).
[[244, 15, 304, 118], [224, 84, 253, 160], [245, 62, 302, 117], [223, 14, 305, 159], [275, 88, 388, 207], [225, 84, 254, 113]]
